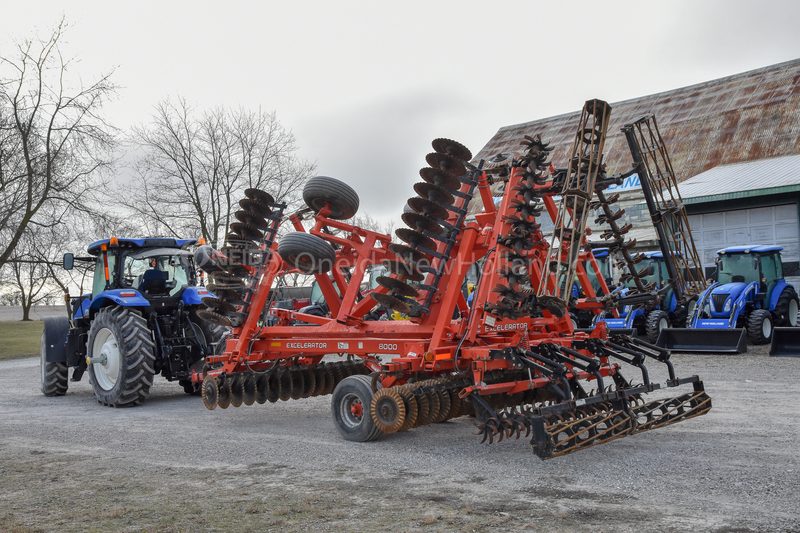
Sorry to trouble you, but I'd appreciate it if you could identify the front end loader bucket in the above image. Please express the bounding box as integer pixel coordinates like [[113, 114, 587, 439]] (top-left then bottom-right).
[[770, 327, 800, 357], [656, 328, 747, 354]]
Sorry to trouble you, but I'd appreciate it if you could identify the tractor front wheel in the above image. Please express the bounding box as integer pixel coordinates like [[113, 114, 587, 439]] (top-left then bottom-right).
[[645, 310, 670, 343], [331, 375, 382, 442], [87, 307, 156, 407], [746, 309, 773, 345], [774, 287, 799, 327]]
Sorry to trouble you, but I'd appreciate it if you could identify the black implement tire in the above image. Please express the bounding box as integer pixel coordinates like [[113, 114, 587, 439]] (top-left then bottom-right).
[[278, 232, 336, 274], [331, 375, 382, 442], [774, 287, 799, 327], [303, 176, 360, 220], [746, 309, 773, 344], [86, 307, 156, 407], [645, 310, 670, 343], [40, 317, 69, 397]]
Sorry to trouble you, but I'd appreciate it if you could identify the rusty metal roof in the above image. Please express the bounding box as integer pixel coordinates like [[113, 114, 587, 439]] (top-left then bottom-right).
[[474, 59, 800, 183]]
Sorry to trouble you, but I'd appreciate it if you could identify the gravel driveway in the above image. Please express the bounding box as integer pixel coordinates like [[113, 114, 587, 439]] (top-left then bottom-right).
[[1, 345, 798, 532]]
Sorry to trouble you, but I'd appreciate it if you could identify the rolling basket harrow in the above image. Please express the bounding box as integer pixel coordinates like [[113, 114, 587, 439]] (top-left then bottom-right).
[[194, 99, 711, 459]]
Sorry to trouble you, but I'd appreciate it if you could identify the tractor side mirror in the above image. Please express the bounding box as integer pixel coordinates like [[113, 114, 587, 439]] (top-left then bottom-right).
[[63, 253, 74, 270]]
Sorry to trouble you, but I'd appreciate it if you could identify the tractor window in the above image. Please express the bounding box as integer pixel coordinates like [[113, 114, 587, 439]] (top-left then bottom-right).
[[631, 258, 661, 287], [760, 253, 780, 284], [122, 254, 191, 296], [716, 254, 759, 284], [91, 253, 116, 297]]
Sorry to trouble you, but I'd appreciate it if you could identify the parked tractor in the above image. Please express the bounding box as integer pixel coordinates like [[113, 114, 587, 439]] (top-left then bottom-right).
[[40, 237, 225, 406], [191, 100, 711, 460], [667, 246, 799, 351]]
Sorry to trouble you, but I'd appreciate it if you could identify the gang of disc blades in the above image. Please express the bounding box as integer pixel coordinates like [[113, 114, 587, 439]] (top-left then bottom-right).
[[244, 188, 275, 205], [201, 296, 237, 313], [230, 222, 263, 242], [413, 182, 454, 205], [407, 197, 449, 221], [225, 232, 255, 249], [425, 152, 466, 177], [419, 167, 461, 191], [376, 276, 419, 297], [394, 228, 437, 252], [401, 212, 443, 235], [196, 309, 233, 327], [431, 138, 472, 161]]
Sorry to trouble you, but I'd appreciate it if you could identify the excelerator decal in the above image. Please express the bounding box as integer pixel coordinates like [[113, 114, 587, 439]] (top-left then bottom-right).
[[286, 342, 327, 349], [484, 322, 528, 332]]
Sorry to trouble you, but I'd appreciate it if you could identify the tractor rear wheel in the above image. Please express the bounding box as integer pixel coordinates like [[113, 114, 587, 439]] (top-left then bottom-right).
[[278, 232, 336, 274], [774, 287, 799, 327], [645, 310, 670, 343], [331, 375, 382, 442], [87, 307, 156, 407], [746, 309, 774, 344], [40, 317, 69, 397]]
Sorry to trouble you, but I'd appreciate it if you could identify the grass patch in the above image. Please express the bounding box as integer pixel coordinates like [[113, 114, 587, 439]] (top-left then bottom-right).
[[0, 321, 43, 361]]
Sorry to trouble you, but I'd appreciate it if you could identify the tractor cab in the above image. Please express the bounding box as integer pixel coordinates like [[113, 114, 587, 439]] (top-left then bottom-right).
[[714, 246, 783, 304]]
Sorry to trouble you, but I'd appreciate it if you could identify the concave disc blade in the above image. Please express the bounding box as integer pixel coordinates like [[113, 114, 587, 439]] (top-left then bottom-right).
[[407, 197, 448, 221], [431, 138, 472, 161], [239, 198, 272, 218], [419, 167, 461, 191], [376, 276, 419, 297], [401, 212, 443, 235], [245, 188, 275, 205], [388, 243, 430, 265], [235, 210, 269, 230], [381, 259, 425, 282], [413, 182, 454, 205], [230, 222, 263, 242], [425, 152, 466, 178], [394, 228, 437, 252], [197, 309, 233, 327], [370, 292, 412, 315], [202, 296, 237, 313]]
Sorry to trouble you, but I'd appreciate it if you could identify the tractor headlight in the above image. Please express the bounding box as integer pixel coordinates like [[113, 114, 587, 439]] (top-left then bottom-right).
[[623, 305, 631, 314], [723, 299, 732, 312]]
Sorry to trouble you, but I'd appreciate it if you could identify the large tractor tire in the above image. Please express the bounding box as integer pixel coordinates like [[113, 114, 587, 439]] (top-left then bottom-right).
[[331, 375, 382, 442], [774, 287, 799, 327], [86, 307, 156, 407], [302, 176, 360, 220], [40, 316, 69, 397], [746, 309, 774, 345], [278, 232, 336, 274], [645, 310, 670, 343]]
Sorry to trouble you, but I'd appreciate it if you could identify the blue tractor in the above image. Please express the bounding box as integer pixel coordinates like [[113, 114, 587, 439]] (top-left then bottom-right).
[[40, 237, 226, 406], [598, 251, 691, 342], [685, 246, 799, 345]]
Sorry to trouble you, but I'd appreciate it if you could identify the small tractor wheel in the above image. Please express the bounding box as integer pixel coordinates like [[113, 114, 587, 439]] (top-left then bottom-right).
[[40, 317, 69, 397], [302, 176, 360, 220], [746, 309, 773, 345], [278, 232, 336, 274], [645, 310, 670, 343], [86, 307, 156, 407], [774, 287, 799, 327], [684, 298, 698, 328], [331, 375, 382, 442]]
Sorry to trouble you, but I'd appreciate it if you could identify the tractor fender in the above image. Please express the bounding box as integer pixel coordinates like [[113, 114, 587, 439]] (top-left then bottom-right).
[[89, 290, 150, 312], [42, 316, 70, 363], [182, 286, 216, 306], [768, 280, 791, 311], [72, 293, 92, 321]]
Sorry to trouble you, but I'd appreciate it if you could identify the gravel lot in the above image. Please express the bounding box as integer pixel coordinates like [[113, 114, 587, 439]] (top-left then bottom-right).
[[1, 344, 799, 532]]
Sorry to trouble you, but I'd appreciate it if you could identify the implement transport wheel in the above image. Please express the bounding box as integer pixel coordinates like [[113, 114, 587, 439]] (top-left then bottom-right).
[[646, 310, 670, 344], [331, 375, 382, 442], [277, 232, 337, 275], [303, 176, 360, 220], [747, 309, 773, 344], [87, 307, 156, 407], [40, 316, 69, 397], [774, 287, 799, 327]]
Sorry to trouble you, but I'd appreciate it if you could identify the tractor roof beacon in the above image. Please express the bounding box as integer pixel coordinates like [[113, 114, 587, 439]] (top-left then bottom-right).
[[39, 237, 227, 406]]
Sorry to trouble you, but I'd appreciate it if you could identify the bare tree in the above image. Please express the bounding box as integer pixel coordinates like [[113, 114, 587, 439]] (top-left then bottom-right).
[[5, 227, 61, 320], [123, 97, 315, 247], [0, 18, 119, 269]]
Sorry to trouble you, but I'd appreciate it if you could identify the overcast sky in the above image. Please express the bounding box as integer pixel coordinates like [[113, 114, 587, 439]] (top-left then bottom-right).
[[3, 1, 799, 227]]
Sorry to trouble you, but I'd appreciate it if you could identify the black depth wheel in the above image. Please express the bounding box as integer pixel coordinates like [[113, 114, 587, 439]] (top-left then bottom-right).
[[277, 232, 337, 274], [302, 176, 360, 220]]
